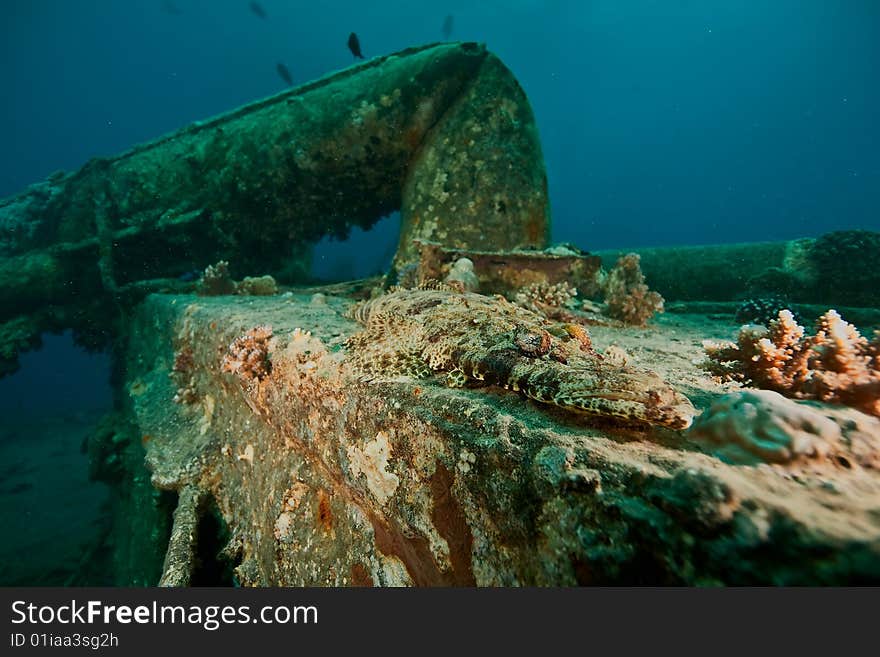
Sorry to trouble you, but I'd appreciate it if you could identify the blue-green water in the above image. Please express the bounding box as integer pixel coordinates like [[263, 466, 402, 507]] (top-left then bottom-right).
[[2, 1, 878, 252], [0, 0, 878, 585]]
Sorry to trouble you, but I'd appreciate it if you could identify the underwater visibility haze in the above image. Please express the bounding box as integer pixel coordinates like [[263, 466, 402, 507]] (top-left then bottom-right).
[[0, 1, 878, 586]]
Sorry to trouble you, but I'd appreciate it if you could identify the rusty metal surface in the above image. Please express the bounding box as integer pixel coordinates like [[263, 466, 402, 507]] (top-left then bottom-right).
[[0, 42, 550, 375], [108, 293, 880, 586]]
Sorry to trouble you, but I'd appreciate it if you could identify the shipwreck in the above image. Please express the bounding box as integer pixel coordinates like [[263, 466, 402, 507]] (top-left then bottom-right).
[[1, 43, 878, 586]]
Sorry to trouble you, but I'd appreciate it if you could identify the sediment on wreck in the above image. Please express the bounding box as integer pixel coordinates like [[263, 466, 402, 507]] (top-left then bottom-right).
[[114, 293, 880, 586], [6, 38, 879, 587], [0, 42, 550, 374]]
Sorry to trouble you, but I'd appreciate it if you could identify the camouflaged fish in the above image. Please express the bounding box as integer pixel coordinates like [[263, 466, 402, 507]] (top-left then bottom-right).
[[346, 287, 695, 429]]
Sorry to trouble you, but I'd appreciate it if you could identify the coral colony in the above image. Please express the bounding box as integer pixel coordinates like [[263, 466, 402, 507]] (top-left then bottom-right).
[[703, 309, 880, 417]]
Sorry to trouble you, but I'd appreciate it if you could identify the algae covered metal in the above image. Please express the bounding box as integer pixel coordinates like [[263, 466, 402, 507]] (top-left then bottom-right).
[[0, 42, 550, 375], [3, 41, 879, 586]]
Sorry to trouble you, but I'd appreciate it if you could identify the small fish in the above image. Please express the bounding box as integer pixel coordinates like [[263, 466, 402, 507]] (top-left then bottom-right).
[[161, 0, 182, 15], [178, 269, 202, 282], [276, 62, 293, 86], [249, 1, 267, 19], [347, 32, 365, 59], [442, 14, 454, 40]]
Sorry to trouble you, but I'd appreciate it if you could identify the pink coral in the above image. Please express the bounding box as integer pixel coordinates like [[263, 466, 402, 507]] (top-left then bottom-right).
[[221, 325, 274, 382], [513, 281, 581, 323], [602, 253, 663, 326], [703, 309, 880, 417]]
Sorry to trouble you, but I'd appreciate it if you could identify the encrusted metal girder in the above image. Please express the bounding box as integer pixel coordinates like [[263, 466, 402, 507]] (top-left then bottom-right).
[[0, 42, 550, 374]]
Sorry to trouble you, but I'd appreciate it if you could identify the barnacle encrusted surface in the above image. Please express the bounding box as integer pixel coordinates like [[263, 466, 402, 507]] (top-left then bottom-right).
[[221, 325, 274, 382], [346, 287, 695, 429]]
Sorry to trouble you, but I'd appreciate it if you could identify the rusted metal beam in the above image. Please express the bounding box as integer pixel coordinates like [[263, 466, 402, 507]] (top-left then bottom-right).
[[0, 42, 550, 374]]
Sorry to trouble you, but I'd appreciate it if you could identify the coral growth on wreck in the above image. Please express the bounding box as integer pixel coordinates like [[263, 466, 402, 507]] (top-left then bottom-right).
[[346, 287, 694, 429], [514, 281, 578, 316], [171, 344, 198, 404], [602, 253, 664, 326], [221, 325, 274, 382], [688, 389, 880, 467], [197, 261, 279, 297], [443, 257, 479, 293], [703, 309, 880, 416], [198, 260, 236, 296], [236, 275, 279, 296]]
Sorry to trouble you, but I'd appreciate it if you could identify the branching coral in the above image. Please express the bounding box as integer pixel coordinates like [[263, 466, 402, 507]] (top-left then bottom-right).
[[602, 253, 664, 326], [221, 325, 274, 382], [514, 281, 578, 315], [703, 309, 880, 416], [198, 260, 236, 296]]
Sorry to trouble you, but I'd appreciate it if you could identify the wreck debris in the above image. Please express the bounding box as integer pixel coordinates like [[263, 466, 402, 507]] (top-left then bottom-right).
[[601, 253, 664, 326], [592, 229, 880, 307], [411, 240, 601, 298], [808, 230, 880, 308], [688, 389, 880, 467], [158, 485, 206, 587], [394, 49, 550, 271], [0, 42, 549, 374], [221, 325, 274, 382], [113, 293, 880, 586], [347, 287, 695, 429], [703, 309, 880, 417]]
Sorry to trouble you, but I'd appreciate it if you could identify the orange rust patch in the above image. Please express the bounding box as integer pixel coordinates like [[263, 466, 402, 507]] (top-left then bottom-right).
[[430, 461, 476, 586], [141, 434, 152, 445], [368, 511, 446, 586], [210, 321, 218, 330], [523, 211, 546, 246], [404, 127, 423, 151], [413, 387, 422, 396], [317, 490, 333, 532], [350, 562, 373, 587]]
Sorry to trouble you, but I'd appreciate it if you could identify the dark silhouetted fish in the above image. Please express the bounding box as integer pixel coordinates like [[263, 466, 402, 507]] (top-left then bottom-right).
[[442, 14, 454, 39], [276, 62, 293, 86], [249, 2, 267, 19], [347, 32, 365, 59], [161, 0, 182, 15]]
